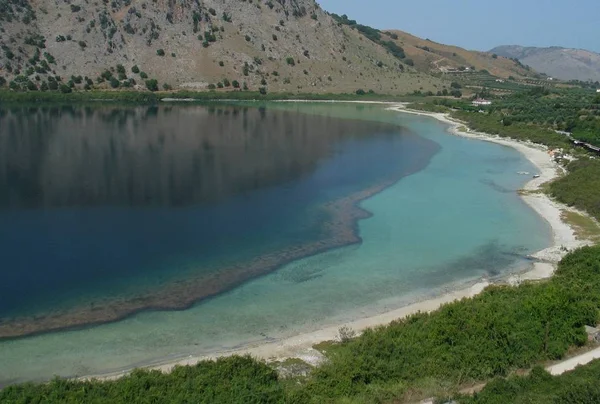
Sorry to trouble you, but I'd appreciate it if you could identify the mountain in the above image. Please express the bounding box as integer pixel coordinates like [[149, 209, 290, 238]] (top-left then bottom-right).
[[0, 0, 444, 94], [385, 30, 534, 79], [490, 45, 600, 82]]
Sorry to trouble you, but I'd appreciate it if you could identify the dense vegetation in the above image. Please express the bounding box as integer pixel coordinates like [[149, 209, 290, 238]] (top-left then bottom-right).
[[3, 246, 600, 403], [457, 360, 600, 403], [421, 87, 600, 147], [549, 158, 600, 221]]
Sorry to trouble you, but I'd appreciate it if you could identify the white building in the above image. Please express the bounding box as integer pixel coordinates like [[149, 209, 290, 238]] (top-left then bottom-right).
[[596, 89, 600, 93], [472, 98, 492, 106]]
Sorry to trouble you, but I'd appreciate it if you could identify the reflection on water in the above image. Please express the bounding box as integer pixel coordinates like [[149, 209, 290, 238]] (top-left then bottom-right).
[[0, 104, 438, 338], [0, 105, 403, 208]]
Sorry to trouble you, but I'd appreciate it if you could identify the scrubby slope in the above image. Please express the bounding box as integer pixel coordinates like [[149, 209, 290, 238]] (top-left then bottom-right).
[[387, 30, 534, 79], [0, 0, 444, 93]]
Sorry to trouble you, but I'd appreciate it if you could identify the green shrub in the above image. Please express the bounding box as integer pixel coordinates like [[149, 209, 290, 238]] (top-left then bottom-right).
[[286, 57, 295, 66], [156, 49, 165, 56], [131, 65, 140, 74], [145, 79, 158, 91]]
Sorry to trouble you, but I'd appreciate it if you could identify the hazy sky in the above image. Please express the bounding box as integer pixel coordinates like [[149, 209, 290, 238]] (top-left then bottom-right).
[[317, 0, 600, 53]]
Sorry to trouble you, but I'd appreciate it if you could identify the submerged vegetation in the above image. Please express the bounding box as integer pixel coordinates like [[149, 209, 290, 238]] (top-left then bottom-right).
[[3, 246, 600, 403]]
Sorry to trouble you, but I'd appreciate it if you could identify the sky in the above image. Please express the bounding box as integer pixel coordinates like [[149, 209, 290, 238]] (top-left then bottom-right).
[[317, 0, 600, 53]]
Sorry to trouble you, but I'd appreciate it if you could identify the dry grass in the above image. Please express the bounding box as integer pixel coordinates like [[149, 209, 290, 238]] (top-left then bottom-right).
[[561, 210, 600, 241]]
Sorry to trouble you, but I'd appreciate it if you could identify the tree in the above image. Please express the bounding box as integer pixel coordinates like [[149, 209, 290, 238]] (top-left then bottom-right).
[[356, 89, 366, 95], [232, 80, 240, 88], [0, 76, 5, 87], [451, 81, 462, 89], [259, 87, 267, 95], [132, 65, 140, 74], [156, 49, 165, 56], [450, 89, 462, 98], [140, 72, 148, 79], [59, 84, 72, 93], [145, 79, 158, 91], [109, 77, 120, 88], [286, 57, 295, 66]]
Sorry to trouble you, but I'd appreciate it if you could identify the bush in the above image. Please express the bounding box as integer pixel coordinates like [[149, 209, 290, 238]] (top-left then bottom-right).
[[286, 57, 295, 66], [59, 84, 72, 93], [145, 79, 158, 91], [109, 77, 120, 88], [208, 84, 216, 90], [131, 65, 140, 74], [259, 87, 267, 95], [232, 80, 240, 88], [356, 89, 366, 95], [140, 72, 148, 79], [156, 49, 165, 56], [223, 78, 230, 87]]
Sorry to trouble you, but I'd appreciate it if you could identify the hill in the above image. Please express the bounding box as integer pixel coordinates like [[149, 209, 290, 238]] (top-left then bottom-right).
[[0, 0, 444, 94], [491, 45, 600, 82], [385, 30, 535, 79]]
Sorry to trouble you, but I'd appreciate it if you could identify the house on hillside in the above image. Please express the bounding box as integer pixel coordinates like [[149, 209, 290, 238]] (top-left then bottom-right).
[[472, 98, 492, 106]]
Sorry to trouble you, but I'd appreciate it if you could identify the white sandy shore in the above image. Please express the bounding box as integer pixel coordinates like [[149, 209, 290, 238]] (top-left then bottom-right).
[[84, 103, 592, 382]]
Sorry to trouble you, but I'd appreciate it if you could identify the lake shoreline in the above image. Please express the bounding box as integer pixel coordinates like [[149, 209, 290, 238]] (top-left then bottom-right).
[[75, 103, 590, 383]]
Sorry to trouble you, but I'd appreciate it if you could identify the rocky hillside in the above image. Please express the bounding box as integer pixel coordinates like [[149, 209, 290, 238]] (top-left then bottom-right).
[[491, 45, 600, 82], [387, 30, 534, 79], [0, 0, 445, 93]]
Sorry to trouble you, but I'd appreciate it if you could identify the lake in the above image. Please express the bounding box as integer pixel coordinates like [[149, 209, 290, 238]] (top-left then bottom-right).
[[0, 102, 551, 385]]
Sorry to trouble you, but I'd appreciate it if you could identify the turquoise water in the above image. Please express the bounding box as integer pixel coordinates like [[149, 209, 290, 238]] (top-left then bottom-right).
[[0, 104, 551, 385]]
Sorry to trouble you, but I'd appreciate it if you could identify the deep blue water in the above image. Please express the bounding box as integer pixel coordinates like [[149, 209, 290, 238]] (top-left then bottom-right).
[[0, 104, 437, 323]]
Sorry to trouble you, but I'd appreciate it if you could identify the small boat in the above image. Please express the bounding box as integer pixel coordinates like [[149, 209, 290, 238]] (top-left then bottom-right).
[[533, 174, 541, 179]]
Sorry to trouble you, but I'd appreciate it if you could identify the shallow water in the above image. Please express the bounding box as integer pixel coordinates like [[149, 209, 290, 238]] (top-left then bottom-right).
[[0, 103, 551, 385]]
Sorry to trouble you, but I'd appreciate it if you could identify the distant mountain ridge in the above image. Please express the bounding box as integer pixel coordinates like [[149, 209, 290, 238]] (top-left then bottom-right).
[[490, 45, 600, 82]]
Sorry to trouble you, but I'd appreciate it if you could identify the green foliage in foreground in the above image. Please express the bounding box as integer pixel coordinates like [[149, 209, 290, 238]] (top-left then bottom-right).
[[1, 356, 286, 404], [550, 158, 600, 221], [3, 246, 600, 403], [458, 360, 600, 404]]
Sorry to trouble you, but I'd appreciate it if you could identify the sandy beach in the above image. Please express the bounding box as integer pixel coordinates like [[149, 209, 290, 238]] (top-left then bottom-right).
[[83, 103, 591, 382]]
